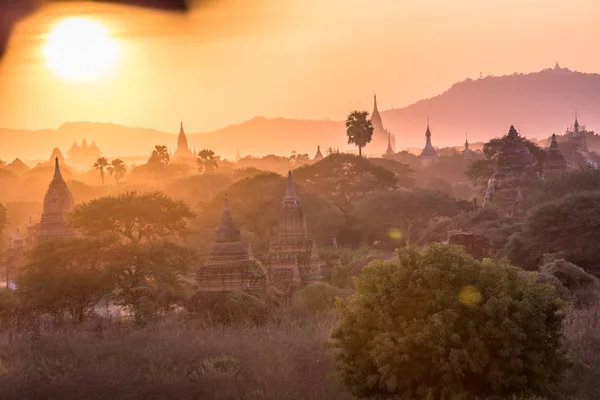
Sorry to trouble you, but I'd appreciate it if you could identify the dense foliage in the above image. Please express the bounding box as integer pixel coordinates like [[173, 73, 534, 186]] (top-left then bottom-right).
[[332, 244, 568, 399]]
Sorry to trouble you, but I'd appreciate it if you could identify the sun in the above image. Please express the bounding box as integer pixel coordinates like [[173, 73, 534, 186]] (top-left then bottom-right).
[[44, 18, 120, 80]]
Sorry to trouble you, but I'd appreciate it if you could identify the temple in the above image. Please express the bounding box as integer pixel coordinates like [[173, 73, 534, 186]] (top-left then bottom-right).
[[313, 145, 324, 161], [196, 194, 265, 295], [566, 115, 597, 169], [462, 135, 474, 159], [49, 148, 66, 165], [266, 172, 321, 301], [419, 119, 438, 166], [482, 126, 538, 217], [384, 134, 395, 156], [369, 95, 396, 155], [38, 157, 74, 241], [67, 139, 102, 168], [543, 134, 567, 176], [172, 121, 196, 165]]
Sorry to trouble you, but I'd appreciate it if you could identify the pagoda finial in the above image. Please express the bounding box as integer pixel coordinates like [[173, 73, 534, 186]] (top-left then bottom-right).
[[425, 117, 431, 138], [373, 93, 378, 112], [285, 170, 298, 199], [180, 120, 184, 134], [53, 157, 63, 180], [224, 192, 230, 210]]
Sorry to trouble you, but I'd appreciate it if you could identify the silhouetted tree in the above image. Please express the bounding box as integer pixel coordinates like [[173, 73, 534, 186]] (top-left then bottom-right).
[[93, 157, 109, 185], [108, 159, 127, 184], [148, 145, 170, 167], [196, 149, 218, 174], [345, 111, 373, 157]]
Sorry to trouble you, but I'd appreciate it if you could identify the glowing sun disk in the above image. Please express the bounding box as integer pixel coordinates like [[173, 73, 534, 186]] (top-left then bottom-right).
[[44, 18, 119, 80]]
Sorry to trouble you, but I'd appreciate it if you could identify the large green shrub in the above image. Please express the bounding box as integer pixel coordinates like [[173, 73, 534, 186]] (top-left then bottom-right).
[[539, 259, 599, 308], [331, 244, 569, 399], [291, 282, 348, 316]]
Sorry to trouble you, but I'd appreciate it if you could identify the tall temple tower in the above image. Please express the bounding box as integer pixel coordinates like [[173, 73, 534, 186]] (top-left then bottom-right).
[[172, 121, 196, 165], [197, 194, 264, 295], [482, 125, 538, 218], [38, 157, 74, 241], [384, 134, 395, 156], [370, 94, 396, 155], [267, 172, 321, 299], [462, 134, 473, 159], [419, 119, 438, 166]]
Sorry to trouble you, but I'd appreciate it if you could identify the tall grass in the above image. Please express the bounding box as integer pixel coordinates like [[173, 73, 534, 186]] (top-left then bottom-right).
[[0, 306, 599, 400]]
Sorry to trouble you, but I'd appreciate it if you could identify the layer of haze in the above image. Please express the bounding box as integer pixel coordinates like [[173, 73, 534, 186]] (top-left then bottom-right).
[[0, 0, 598, 133]]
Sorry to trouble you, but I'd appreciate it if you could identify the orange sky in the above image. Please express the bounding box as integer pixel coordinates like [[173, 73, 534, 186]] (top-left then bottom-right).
[[0, 0, 598, 133]]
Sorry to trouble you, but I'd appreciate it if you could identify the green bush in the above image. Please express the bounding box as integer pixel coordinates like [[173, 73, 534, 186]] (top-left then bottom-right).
[[331, 244, 569, 400], [539, 259, 599, 308], [193, 290, 273, 326], [291, 283, 349, 316]]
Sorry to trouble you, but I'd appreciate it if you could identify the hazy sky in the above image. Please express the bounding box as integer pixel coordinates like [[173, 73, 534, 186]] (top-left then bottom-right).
[[0, 0, 598, 133]]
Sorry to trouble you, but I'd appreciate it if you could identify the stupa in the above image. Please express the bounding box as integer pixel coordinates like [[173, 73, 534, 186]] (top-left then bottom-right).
[[172, 121, 196, 165], [369, 94, 396, 155], [419, 119, 438, 166], [38, 157, 74, 241], [543, 134, 567, 176], [313, 145, 324, 161], [197, 194, 264, 295]]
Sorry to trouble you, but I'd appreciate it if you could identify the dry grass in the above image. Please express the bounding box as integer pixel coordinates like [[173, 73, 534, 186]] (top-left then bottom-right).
[[0, 306, 599, 400]]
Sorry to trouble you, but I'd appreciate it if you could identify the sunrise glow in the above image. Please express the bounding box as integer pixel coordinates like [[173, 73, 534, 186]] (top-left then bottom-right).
[[44, 18, 119, 80]]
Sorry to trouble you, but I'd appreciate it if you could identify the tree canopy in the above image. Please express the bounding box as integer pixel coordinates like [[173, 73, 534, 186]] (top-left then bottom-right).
[[293, 153, 397, 212], [71, 191, 195, 244], [332, 244, 568, 400]]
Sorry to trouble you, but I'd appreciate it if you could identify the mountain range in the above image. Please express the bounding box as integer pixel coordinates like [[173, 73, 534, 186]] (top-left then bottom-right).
[[2, 65, 599, 162]]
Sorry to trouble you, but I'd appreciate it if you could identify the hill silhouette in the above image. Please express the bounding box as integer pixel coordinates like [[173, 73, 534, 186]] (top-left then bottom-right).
[[2, 65, 599, 161]]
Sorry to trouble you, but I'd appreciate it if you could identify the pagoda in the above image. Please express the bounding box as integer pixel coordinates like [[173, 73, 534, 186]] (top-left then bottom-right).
[[462, 135, 474, 159], [419, 119, 438, 166], [313, 145, 324, 161], [384, 134, 395, 156], [266, 172, 321, 299], [482, 126, 538, 217], [369, 94, 396, 155], [196, 194, 264, 295], [172, 121, 196, 165], [49, 148, 66, 165], [543, 134, 567, 176], [38, 157, 74, 241], [67, 139, 102, 168]]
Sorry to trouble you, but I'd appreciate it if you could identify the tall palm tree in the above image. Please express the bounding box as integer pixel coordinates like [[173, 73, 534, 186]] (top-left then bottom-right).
[[108, 159, 127, 184], [345, 110, 374, 157], [93, 157, 109, 185], [148, 145, 170, 166], [197, 149, 218, 174]]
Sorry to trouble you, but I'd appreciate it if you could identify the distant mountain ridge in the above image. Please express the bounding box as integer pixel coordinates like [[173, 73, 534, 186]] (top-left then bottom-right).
[[2, 66, 599, 161]]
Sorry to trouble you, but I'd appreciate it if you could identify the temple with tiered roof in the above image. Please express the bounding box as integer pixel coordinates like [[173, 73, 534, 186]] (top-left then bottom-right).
[[196, 194, 264, 295], [543, 134, 567, 176], [266, 172, 321, 300], [38, 157, 74, 241], [67, 139, 102, 168], [462, 135, 474, 159], [482, 126, 538, 218], [419, 120, 438, 166], [313, 145, 324, 161]]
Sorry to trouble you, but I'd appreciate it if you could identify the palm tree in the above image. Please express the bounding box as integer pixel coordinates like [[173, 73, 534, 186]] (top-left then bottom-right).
[[197, 149, 218, 174], [108, 159, 127, 184], [148, 145, 170, 166], [345, 110, 374, 157], [93, 157, 109, 185]]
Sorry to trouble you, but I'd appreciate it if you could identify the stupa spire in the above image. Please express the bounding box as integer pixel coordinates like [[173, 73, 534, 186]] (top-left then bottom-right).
[[53, 157, 63, 180], [284, 171, 298, 199]]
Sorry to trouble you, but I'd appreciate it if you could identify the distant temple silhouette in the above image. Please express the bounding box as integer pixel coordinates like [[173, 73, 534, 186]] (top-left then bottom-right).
[[369, 94, 396, 155], [67, 139, 102, 168], [172, 121, 196, 165]]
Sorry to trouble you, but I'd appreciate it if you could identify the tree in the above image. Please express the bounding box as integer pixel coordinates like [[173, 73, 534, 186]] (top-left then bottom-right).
[[106, 241, 195, 325], [71, 191, 195, 244], [18, 238, 113, 322], [505, 191, 600, 275], [345, 111, 373, 157], [107, 158, 127, 183], [293, 153, 397, 212], [148, 145, 170, 167], [332, 244, 568, 400], [93, 157, 109, 186], [196, 149, 218, 174], [289, 151, 310, 165], [353, 189, 468, 247]]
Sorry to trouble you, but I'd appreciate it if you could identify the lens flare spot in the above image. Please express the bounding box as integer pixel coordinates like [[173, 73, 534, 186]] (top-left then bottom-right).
[[388, 228, 403, 240], [458, 285, 482, 307]]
